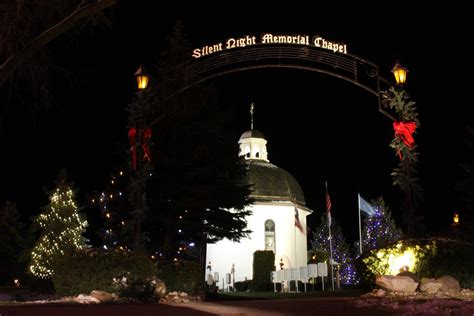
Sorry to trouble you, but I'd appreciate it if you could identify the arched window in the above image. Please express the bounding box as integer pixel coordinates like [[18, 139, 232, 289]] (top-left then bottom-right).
[[264, 219, 275, 253], [253, 146, 260, 158], [243, 145, 250, 158]]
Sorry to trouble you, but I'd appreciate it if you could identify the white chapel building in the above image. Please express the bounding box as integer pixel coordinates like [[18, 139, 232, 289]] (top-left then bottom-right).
[[206, 129, 312, 286]]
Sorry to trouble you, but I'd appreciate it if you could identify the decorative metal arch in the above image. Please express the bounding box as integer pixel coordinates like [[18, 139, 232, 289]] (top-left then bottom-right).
[[165, 44, 393, 118]]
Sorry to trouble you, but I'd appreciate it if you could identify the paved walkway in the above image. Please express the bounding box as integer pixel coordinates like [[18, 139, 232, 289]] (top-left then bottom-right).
[[178, 297, 376, 315], [0, 297, 386, 316]]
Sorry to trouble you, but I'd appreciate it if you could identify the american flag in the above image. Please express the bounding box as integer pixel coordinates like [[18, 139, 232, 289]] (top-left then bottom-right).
[[326, 182, 332, 226], [295, 207, 305, 234]]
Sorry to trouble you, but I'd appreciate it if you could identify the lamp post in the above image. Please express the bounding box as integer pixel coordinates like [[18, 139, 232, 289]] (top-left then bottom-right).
[[382, 61, 421, 237], [128, 64, 152, 251]]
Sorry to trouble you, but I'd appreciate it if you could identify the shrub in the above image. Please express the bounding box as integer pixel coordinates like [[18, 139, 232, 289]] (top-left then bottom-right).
[[234, 279, 252, 291], [111, 273, 157, 302], [417, 238, 474, 288], [52, 249, 156, 298], [155, 260, 203, 295], [252, 250, 274, 291], [356, 238, 474, 289]]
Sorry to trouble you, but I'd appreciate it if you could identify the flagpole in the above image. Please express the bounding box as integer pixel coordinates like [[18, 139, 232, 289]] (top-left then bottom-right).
[[328, 219, 335, 291], [358, 193, 362, 255], [326, 181, 335, 291]]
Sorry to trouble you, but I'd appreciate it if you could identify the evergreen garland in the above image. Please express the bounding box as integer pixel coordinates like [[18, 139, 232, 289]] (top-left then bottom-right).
[[382, 87, 422, 235]]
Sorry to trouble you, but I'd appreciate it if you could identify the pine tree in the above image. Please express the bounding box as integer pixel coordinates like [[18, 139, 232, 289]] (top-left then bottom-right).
[[134, 21, 252, 260], [29, 170, 89, 278], [455, 125, 474, 242], [310, 216, 357, 285], [0, 201, 28, 284], [362, 197, 402, 251], [87, 168, 131, 250]]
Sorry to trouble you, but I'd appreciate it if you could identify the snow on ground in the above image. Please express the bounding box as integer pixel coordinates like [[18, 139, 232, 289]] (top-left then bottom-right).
[[24, 294, 100, 304]]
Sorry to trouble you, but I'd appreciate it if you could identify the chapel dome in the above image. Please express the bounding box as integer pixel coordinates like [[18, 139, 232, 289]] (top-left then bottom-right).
[[246, 160, 306, 205]]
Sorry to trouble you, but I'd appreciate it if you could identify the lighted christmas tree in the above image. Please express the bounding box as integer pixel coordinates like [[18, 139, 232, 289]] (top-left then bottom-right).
[[88, 168, 130, 250], [310, 216, 358, 285], [29, 170, 89, 278], [361, 197, 402, 251]]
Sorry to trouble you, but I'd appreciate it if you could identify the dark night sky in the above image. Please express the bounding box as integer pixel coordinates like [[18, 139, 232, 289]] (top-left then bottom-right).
[[0, 4, 471, 243]]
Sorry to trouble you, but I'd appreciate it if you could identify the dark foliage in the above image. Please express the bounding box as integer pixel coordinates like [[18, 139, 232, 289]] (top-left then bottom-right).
[[234, 279, 252, 292], [417, 238, 474, 289], [155, 260, 203, 295], [252, 250, 274, 291], [456, 126, 474, 242], [0, 201, 29, 285], [51, 249, 156, 297]]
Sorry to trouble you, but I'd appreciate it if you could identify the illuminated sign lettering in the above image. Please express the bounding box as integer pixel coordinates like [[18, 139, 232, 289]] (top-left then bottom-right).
[[192, 33, 347, 59]]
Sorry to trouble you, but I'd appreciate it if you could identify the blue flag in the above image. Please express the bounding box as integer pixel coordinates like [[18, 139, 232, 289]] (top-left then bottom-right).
[[358, 194, 376, 216]]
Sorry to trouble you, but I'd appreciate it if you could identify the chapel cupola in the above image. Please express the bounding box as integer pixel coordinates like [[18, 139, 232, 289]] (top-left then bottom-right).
[[238, 102, 269, 162], [238, 129, 269, 162]]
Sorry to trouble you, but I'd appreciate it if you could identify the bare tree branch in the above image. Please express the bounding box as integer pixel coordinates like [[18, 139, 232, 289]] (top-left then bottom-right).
[[0, 0, 116, 87]]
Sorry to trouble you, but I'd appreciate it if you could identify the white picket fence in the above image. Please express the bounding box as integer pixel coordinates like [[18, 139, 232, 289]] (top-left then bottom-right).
[[271, 263, 328, 292]]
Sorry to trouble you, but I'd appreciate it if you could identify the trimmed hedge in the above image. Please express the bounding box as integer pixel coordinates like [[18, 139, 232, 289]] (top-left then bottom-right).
[[234, 279, 252, 291], [252, 250, 274, 291], [51, 249, 156, 297], [155, 260, 203, 295], [356, 238, 474, 289]]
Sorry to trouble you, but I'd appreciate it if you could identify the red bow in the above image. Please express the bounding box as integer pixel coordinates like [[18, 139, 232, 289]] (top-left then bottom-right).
[[128, 127, 152, 170], [393, 121, 416, 159]]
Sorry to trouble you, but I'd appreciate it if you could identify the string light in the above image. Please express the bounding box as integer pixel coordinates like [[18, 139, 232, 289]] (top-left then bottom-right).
[[362, 204, 401, 251], [311, 217, 358, 285], [89, 167, 133, 250]]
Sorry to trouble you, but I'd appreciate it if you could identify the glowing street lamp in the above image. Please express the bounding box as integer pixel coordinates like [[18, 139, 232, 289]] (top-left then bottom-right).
[[135, 65, 149, 90], [391, 61, 408, 86], [453, 213, 460, 225]]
